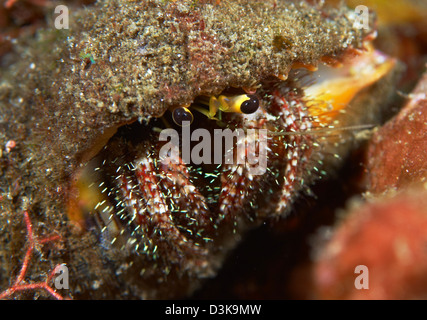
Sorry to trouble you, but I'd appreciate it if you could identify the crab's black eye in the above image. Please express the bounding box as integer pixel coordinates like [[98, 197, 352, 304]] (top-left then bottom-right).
[[172, 106, 193, 126], [240, 95, 259, 114]]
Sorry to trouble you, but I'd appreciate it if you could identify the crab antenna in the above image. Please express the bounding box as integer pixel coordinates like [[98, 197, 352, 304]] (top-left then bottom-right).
[[268, 124, 375, 136]]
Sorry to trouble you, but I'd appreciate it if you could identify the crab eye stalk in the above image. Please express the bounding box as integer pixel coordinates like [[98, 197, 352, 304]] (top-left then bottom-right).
[[240, 94, 259, 114], [212, 94, 260, 116], [172, 106, 194, 126]]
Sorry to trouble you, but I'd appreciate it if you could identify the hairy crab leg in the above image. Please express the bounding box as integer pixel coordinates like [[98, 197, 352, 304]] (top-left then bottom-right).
[[215, 84, 316, 225], [99, 138, 210, 272], [158, 157, 214, 239], [270, 89, 314, 215], [215, 101, 274, 226]]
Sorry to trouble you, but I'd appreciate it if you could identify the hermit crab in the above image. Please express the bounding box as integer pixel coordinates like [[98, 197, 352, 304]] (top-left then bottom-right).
[[0, 0, 400, 299]]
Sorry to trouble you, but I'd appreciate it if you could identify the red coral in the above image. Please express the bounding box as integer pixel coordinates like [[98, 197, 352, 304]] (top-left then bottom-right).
[[366, 69, 427, 194], [314, 190, 427, 299], [0, 211, 65, 300]]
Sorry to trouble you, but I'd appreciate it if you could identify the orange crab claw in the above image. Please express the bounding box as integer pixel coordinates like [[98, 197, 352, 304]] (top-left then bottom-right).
[[304, 45, 397, 124]]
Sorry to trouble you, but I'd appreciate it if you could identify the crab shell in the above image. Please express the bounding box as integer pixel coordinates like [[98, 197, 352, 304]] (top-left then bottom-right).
[[0, 0, 400, 299]]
